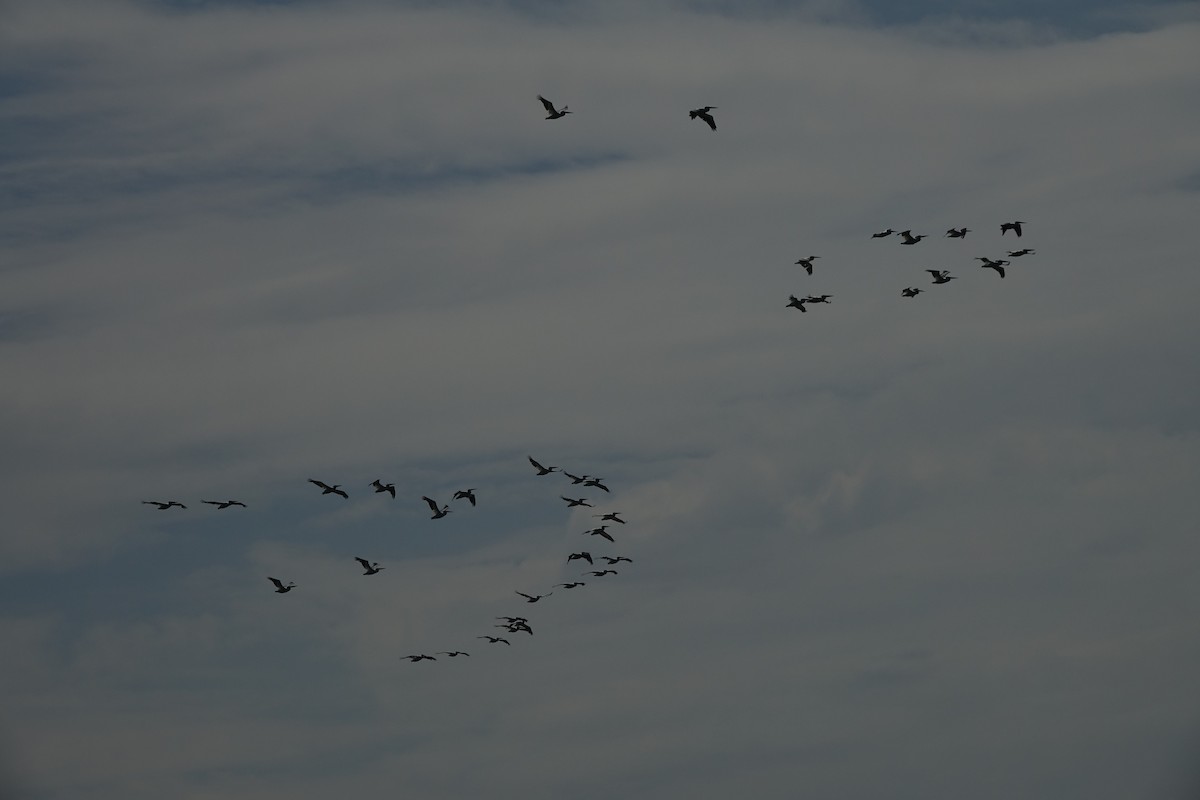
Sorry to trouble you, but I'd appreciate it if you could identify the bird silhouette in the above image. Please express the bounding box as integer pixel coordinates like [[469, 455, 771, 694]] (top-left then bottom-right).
[[556, 582, 587, 589], [583, 477, 610, 492], [585, 526, 615, 542], [143, 500, 186, 509], [804, 294, 832, 304], [538, 95, 571, 119], [308, 480, 348, 499], [1007, 248, 1035, 257], [561, 470, 589, 484], [438, 651, 470, 657], [786, 295, 808, 312], [354, 557, 384, 575], [585, 569, 618, 577], [370, 479, 396, 498], [561, 496, 593, 508], [403, 654, 436, 662], [689, 106, 717, 130], [568, 552, 594, 565], [978, 259, 1008, 278], [901, 287, 924, 297], [794, 256, 819, 274], [594, 512, 626, 524], [202, 500, 246, 509], [478, 636, 511, 645], [529, 456, 557, 476], [453, 488, 477, 506], [422, 496, 451, 519], [516, 591, 552, 603], [945, 227, 971, 238], [926, 270, 956, 284], [268, 577, 295, 593], [1000, 221, 1026, 237], [899, 230, 927, 245], [871, 229, 896, 238], [602, 556, 633, 564]]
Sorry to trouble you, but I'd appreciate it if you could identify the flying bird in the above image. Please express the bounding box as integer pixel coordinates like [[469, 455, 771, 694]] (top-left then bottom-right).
[[538, 95, 571, 119], [585, 570, 618, 577], [478, 636, 511, 645], [1000, 221, 1026, 237], [926, 270, 956, 284], [901, 287, 924, 297], [422, 496, 451, 519], [568, 552, 594, 565], [556, 582, 587, 589], [602, 556, 633, 564], [202, 500, 246, 509], [142, 501, 186, 510], [403, 654, 436, 662], [978, 259, 1008, 278], [945, 227, 971, 238], [496, 616, 529, 624], [561, 471, 589, 484], [516, 591, 552, 603], [308, 480, 348, 499], [871, 229, 896, 238], [354, 557, 384, 575], [528, 456, 557, 476], [1007, 248, 1036, 257], [453, 489, 477, 506], [561, 496, 593, 508], [794, 256, 819, 274], [370, 479, 396, 498], [899, 230, 927, 245], [583, 477, 610, 492], [585, 526, 615, 542], [438, 651, 470, 657], [268, 577, 295, 593], [804, 294, 832, 304], [594, 512, 626, 524], [689, 106, 717, 130], [786, 295, 808, 312]]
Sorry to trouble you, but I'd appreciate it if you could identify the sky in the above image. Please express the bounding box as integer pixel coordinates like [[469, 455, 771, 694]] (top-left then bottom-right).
[[2, 0, 1199, 797]]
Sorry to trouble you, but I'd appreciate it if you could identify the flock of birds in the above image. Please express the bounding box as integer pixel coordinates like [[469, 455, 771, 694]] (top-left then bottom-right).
[[146, 455, 633, 663]]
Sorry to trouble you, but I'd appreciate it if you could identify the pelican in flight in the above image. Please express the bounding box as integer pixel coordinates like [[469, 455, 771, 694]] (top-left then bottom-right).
[[438, 651, 470, 657], [422, 496, 451, 519], [585, 525, 614, 542], [143, 500, 186, 510], [309, 480, 348, 499], [1000, 221, 1026, 237], [562, 470, 589, 484], [354, 557, 384, 575], [583, 477, 610, 492], [202, 500, 246, 509], [370, 479, 396, 498], [561, 496, 593, 508], [403, 654, 436, 662], [871, 229, 896, 238], [689, 106, 717, 130], [1007, 248, 1035, 257], [977, 258, 1009, 278], [804, 294, 832, 304], [945, 227, 970, 238], [516, 591, 552, 603], [556, 582, 587, 589], [594, 512, 626, 524], [899, 230, 927, 245], [901, 287, 924, 297], [926, 270, 956, 284], [795, 256, 819, 274], [538, 95, 571, 119], [453, 488, 477, 506], [585, 569, 618, 577], [568, 551, 594, 565], [478, 636, 511, 645], [268, 577, 295, 593], [603, 556, 633, 564], [786, 295, 808, 312], [528, 456, 557, 476]]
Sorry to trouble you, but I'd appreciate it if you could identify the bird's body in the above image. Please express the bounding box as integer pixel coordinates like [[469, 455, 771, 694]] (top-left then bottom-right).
[[561, 496, 593, 508], [586, 569, 618, 577], [538, 95, 571, 119], [979, 261, 1007, 278], [568, 551, 594, 565], [1007, 248, 1035, 257], [1001, 221, 1026, 237], [529, 456, 557, 476], [927, 270, 956, 284], [370, 479, 396, 498], [268, 577, 295, 593], [309, 480, 348, 499], [603, 556, 633, 565], [901, 287, 923, 297], [561, 471, 588, 484], [872, 229, 896, 238], [899, 230, 927, 245], [354, 557, 384, 575], [786, 295, 808, 312], [795, 256, 819, 274], [422, 496, 451, 519], [586, 526, 615, 542], [594, 512, 626, 524], [202, 500, 246, 509], [516, 591, 552, 603], [689, 106, 717, 130], [945, 227, 971, 238], [143, 500, 186, 510], [478, 636, 511, 645], [583, 477, 610, 492], [556, 582, 587, 589], [403, 654, 436, 662], [805, 294, 832, 304], [438, 651, 470, 657], [453, 488, 477, 506]]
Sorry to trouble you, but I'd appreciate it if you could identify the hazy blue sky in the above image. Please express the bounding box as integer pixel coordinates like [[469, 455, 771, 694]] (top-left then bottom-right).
[[2, 0, 1199, 797]]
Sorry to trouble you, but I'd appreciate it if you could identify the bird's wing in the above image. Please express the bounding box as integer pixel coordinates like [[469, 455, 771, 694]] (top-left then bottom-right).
[[700, 112, 716, 130], [309, 479, 330, 490], [268, 577, 283, 589], [422, 496, 439, 512], [529, 456, 546, 470], [516, 591, 534, 600], [354, 557, 370, 569], [538, 95, 555, 113]]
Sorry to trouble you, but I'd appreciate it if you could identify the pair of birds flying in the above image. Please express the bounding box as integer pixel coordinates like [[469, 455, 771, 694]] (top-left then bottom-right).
[[538, 95, 717, 130]]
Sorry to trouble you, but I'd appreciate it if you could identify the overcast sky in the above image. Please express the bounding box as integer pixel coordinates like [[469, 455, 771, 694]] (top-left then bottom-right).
[[2, 0, 1199, 797]]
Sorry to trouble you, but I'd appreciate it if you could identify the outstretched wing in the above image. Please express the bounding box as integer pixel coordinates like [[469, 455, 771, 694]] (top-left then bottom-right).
[[422, 496, 440, 512], [268, 577, 284, 590], [537, 95, 556, 113]]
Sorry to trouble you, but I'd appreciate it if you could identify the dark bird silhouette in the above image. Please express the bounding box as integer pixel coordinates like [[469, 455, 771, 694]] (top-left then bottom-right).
[[403, 654, 436, 662], [927, 270, 956, 284], [1000, 221, 1026, 237], [945, 227, 971, 238], [1007, 248, 1036, 257], [496, 616, 529, 625], [568, 551, 594, 565], [143, 500, 186, 509], [529, 456, 557, 476], [438, 651, 470, 657], [585, 526, 615, 542], [202, 500, 246, 509], [561, 496, 593, 508], [585, 569, 618, 577], [422, 496, 451, 519], [562, 470, 589, 484], [354, 557, 384, 575], [453, 488, 477, 506], [689, 106, 717, 130], [309, 480, 348, 499], [556, 582, 587, 589], [478, 636, 511, 645], [503, 621, 534, 634], [786, 294, 808, 312], [794, 256, 819, 274], [872, 229, 896, 238], [516, 591, 552, 603], [538, 95, 571, 119], [978, 259, 1007, 278], [594, 512, 626, 524], [268, 577, 295, 593], [804, 294, 832, 304], [602, 556, 633, 564], [899, 230, 927, 245], [370, 479, 396, 498], [583, 477, 610, 493], [901, 287, 924, 297]]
